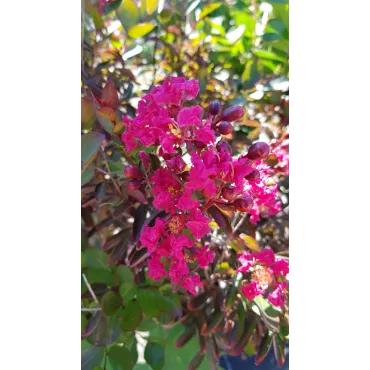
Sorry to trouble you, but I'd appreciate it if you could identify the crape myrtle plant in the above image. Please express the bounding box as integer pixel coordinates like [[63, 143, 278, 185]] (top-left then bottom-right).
[[81, 77, 289, 370], [82, 1, 289, 369]]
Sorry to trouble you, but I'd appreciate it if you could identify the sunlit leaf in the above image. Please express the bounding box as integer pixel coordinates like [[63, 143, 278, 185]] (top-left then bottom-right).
[[128, 23, 156, 39], [116, 0, 140, 30], [146, 0, 159, 15], [239, 233, 261, 253], [199, 2, 222, 19]]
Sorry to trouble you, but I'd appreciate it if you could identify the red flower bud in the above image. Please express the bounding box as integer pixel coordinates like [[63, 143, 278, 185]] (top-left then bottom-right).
[[139, 151, 151, 169], [216, 140, 232, 154], [218, 121, 233, 135], [124, 165, 142, 179], [220, 105, 244, 122], [245, 169, 260, 181], [234, 196, 253, 212], [193, 140, 207, 150], [246, 142, 270, 160], [127, 179, 142, 190], [221, 185, 238, 201], [180, 171, 191, 182], [209, 100, 221, 116]]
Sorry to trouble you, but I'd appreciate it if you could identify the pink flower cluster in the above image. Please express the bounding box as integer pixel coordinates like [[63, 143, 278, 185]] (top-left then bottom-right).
[[121, 77, 284, 294], [269, 133, 289, 176], [237, 249, 289, 307]]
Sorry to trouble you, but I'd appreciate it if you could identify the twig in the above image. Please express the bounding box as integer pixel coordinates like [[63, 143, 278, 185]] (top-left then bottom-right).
[[101, 149, 123, 198], [82, 273, 100, 306], [81, 307, 102, 312], [233, 213, 248, 234], [231, 211, 240, 228]]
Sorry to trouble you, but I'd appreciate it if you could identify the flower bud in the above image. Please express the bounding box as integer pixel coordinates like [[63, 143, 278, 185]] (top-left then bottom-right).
[[246, 142, 270, 160], [209, 100, 221, 116], [220, 105, 244, 122], [234, 196, 253, 212], [180, 171, 190, 182], [139, 151, 151, 169], [193, 140, 207, 150], [124, 165, 142, 179], [221, 185, 238, 201], [218, 121, 233, 135], [245, 169, 260, 181], [127, 179, 141, 190], [216, 140, 232, 154]]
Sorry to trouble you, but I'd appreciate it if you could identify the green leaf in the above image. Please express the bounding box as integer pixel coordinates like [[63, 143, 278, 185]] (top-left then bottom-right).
[[97, 110, 114, 134], [82, 346, 105, 370], [253, 296, 280, 333], [85, 249, 109, 270], [146, 0, 159, 15], [104, 0, 123, 15], [163, 323, 222, 370], [121, 300, 142, 331], [144, 342, 164, 370], [82, 166, 94, 186], [94, 315, 121, 346], [102, 291, 121, 316], [87, 268, 114, 285], [108, 346, 135, 370], [266, 19, 286, 35], [263, 33, 281, 42], [137, 289, 161, 318], [128, 23, 156, 39], [81, 132, 104, 173], [82, 97, 95, 126], [199, 2, 222, 19], [119, 282, 137, 302], [116, 265, 134, 283], [158, 8, 172, 23], [116, 0, 140, 30], [251, 48, 286, 63]]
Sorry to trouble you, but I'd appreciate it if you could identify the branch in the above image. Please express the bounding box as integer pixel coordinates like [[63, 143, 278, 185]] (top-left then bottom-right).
[[233, 213, 248, 234], [82, 273, 100, 306], [101, 149, 124, 198]]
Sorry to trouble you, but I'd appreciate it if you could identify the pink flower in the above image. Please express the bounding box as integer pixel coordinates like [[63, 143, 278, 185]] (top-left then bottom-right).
[[147, 253, 167, 281], [186, 209, 210, 240], [251, 249, 276, 266], [195, 125, 216, 146], [268, 282, 287, 307], [233, 157, 253, 190], [186, 151, 217, 198], [272, 259, 289, 278], [237, 252, 253, 273], [242, 282, 264, 301], [121, 130, 137, 152], [169, 258, 189, 284], [177, 106, 203, 127], [166, 156, 186, 174], [139, 219, 166, 254], [196, 244, 215, 268], [181, 274, 202, 295], [171, 77, 200, 101], [177, 189, 200, 211]]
